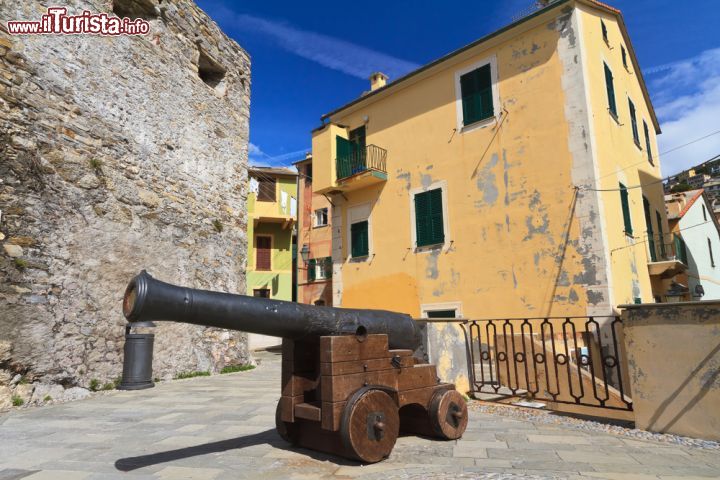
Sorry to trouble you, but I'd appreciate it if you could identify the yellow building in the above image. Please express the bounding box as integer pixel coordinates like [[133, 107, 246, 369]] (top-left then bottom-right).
[[247, 167, 298, 348], [310, 0, 682, 325]]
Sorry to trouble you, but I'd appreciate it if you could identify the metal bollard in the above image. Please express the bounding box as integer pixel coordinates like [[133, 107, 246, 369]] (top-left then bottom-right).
[[118, 321, 155, 390]]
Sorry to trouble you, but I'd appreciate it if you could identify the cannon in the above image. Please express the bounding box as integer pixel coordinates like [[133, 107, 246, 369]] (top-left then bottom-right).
[[122, 271, 468, 463]]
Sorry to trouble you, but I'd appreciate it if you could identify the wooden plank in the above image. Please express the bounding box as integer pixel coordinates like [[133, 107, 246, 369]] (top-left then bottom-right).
[[282, 338, 317, 372], [388, 349, 414, 357], [320, 369, 399, 402], [320, 355, 414, 376], [295, 402, 322, 422], [278, 394, 304, 422], [397, 383, 453, 408], [321, 401, 345, 431], [281, 369, 318, 396], [397, 364, 439, 391], [319, 334, 389, 363]]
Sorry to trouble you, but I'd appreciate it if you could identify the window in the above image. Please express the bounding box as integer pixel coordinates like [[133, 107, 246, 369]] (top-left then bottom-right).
[[306, 164, 313, 181], [308, 257, 332, 281], [257, 177, 276, 201], [314, 300, 326, 306], [350, 220, 369, 258], [197, 48, 226, 90], [643, 196, 656, 262], [426, 310, 456, 319], [644, 121, 653, 164], [709, 238, 716, 267], [620, 183, 632, 236], [253, 288, 270, 298], [314, 208, 328, 227], [629, 98, 640, 146], [459, 63, 494, 126], [414, 188, 445, 247], [656, 211, 666, 258], [703, 204, 708, 222], [255, 236, 271, 271], [621, 45, 628, 69], [601, 20, 608, 43], [604, 63, 617, 118]]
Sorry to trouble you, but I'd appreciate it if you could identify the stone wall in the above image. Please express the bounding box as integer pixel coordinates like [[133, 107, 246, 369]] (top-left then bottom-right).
[[0, 0, 251, 408]]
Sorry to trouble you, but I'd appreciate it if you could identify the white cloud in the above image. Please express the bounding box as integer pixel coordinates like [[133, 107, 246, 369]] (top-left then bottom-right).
[[646, 47, 720, 176], [215, 10, 420, 80], [248, 142, 308, 167]]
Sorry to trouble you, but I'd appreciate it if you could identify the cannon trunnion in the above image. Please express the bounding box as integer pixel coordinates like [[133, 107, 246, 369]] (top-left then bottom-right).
[[122, 271, 468, 463]]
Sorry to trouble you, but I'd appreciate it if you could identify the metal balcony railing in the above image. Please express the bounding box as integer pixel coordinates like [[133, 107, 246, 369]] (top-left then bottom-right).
[[647, 234, 688, 265], [336, 144, 387, 181]]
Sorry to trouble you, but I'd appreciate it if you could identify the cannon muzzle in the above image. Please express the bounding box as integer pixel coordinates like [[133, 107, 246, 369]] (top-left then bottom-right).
[[123, 271, 422, 350]]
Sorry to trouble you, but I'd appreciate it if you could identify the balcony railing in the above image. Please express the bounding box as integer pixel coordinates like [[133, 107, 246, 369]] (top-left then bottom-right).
[[647, 234, 688, 265], [336, 144, 387, 181]]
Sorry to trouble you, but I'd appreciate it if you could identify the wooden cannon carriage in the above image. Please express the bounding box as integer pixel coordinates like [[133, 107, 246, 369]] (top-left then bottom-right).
[[122, 271, 468, 462]]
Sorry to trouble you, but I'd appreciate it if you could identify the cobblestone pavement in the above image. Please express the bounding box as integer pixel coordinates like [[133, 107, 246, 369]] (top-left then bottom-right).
[[1, 351, 718, 480]]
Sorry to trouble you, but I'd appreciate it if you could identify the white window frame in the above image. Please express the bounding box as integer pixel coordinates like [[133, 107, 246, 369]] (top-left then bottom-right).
[[346, 202, 372, 262], [315, 259, 329, 280], [314, 207, 329, 228], [409, 180, 451, 253], [454, 55, 501, 134], [421, 301, 464, 319]]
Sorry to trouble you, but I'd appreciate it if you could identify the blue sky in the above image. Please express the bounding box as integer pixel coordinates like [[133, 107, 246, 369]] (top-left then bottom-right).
[[197, 0, 720, 175]]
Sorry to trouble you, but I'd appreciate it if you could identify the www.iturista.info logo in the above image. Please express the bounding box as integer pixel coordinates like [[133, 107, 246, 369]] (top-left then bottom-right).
[[6, 7, 150, 36]]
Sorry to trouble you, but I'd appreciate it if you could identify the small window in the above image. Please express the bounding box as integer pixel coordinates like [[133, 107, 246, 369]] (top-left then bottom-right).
[[350, 220, 369, 258], [621, 46, 628, 69], [255, 236, 271, 271], [703, 204, 708, 222], [644, 120, 653, 164], [460, 63, 494, 126], [709, 238, 715, 267], [427, 310, 456, 319], [314, 300, 326, 306], [604, 63, 617, 118], [314, 208, 328, 227], [197, 48, 226, 90], [628, 98, 640, 146], [308, 257, 332, 281], [257, 177, 276, 202], [620, 183, 632, 236], [601, 20, 608, 43], [656, 211, 666, 258], [253, 288, 270, 298], [306, 164, 313, 181], [414, 188, 445, 247]]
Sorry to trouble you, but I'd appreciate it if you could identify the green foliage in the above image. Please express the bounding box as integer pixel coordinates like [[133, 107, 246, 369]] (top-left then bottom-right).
[[89, 378, 100, 391], [212, 219, 223, 233], [18, 375, 29, 385], [670, 183, 693, 193], [101, 382, 115, 391], [220, 364, 255, 374], [11, 395, 23, 407], [88, 158, 103, 172], [174, 371, 211, 380], [14, 258, 28, 270], [112, 376, 122, 388], [43, 395, 52, 402]]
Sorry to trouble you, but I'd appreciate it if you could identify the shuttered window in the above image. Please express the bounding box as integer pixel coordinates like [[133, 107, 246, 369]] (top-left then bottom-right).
[[643, 196, 656, 262], [350, 220, 369, 258], [601, 20, 608, 43], [644, 121, 653, 164], [257, 178, 276, 201], [415, 188, 445, 247], [604, 63, 617, 117], [656, 211, 666, 258], [620, 183, 632, 236], [460, 64, 494, 125], [709, 238, 715, 268], [308, 257, 332, 281], [255, 236, 271, 270], [629, 98, 640, 145], [307, 258, 316, 282]]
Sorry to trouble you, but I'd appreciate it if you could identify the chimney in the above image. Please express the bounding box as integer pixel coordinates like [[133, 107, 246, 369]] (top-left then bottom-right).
[[369, 72, 389, 91]]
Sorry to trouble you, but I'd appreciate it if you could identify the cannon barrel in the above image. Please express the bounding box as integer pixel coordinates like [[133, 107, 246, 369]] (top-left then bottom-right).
[[122, 271, 422, 351]]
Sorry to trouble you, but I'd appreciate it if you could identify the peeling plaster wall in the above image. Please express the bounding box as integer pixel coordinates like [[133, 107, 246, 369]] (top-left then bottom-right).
[[622, 302, 720, 441]]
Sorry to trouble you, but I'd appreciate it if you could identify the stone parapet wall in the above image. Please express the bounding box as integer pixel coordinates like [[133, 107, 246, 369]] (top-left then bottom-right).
[[0, 0, 250, 407]]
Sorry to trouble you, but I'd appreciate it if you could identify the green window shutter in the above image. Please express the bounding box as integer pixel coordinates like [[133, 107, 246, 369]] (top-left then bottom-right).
[[643, 196, 656, 262], [629, 99, 639, 144], [415, 188, 445, 247], [308, 258, 316, 282], [350, 221, 369, 258], [604, 63, 617, 117], [644, 121, 652, 163], [460, 64, 493, 125], [656, 211, 666, 258], [336, 136, 353, 179], [620, 183, 632, 235], [324, 257, 333, 278]]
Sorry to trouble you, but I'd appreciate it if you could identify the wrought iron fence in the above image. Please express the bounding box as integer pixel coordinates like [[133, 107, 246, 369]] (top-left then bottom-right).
[[461, 316, 633, 411], [336, 144, 387, 181]]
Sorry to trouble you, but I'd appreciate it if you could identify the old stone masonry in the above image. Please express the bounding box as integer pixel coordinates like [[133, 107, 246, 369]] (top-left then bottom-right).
[[0, 0, 251, 408]]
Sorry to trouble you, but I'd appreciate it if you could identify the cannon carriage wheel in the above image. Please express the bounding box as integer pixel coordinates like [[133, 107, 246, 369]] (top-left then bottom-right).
[[275, 402, 299, 445], [340, 387, 400, 463], [428, 389, 468, 440]]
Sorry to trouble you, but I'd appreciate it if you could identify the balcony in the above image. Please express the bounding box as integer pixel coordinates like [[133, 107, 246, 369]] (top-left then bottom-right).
[[647, 235, 688, 279], [335, 144, 388, 191]]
